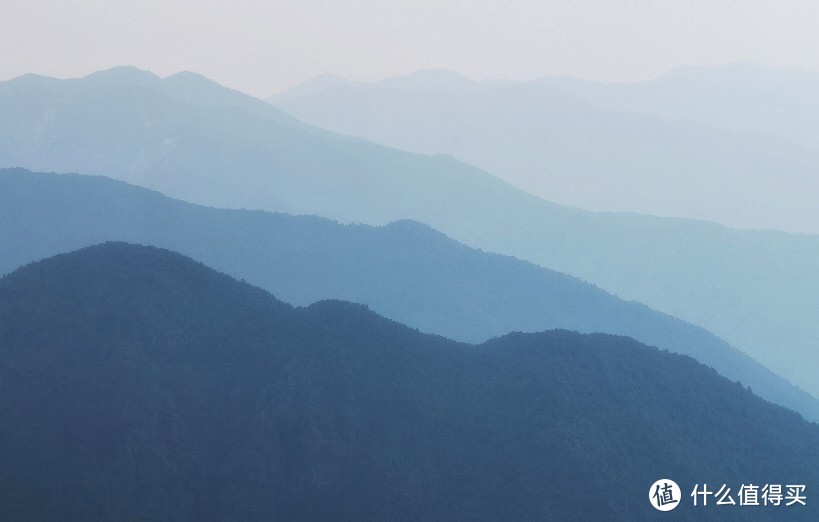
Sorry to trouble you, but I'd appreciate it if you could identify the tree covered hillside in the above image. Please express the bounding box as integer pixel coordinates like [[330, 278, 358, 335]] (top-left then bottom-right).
[[0, 243, 816, 521]]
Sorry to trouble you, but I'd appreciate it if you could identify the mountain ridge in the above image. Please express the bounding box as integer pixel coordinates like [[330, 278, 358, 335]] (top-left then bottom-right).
[[2, 167, 817, 421], [1, 242, 818, 520], [3, 69, 819, 398], [273, 65, 819, 233]]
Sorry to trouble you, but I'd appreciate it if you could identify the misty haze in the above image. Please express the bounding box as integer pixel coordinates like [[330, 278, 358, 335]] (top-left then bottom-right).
[[1, 1, 818, 520]]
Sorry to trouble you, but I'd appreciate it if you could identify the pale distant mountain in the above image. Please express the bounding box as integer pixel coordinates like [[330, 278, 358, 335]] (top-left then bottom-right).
[[534, 63, 819, 152], [0, 66, 508, 221], [2, 68, 819, 398], [4, 168, 817, 421], [270, 69, 478, 103], [272, 64, 819, 234], [269, 73, 358, 102]]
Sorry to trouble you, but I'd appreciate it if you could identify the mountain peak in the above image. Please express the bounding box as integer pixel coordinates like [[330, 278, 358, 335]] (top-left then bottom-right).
[[22, 65, 295, 123], [159, 70, 276, 112], [268, 73, 355, 102], [270, 69, 475, 101], [83, 66, 161, 86], [381, 219, 453, 243], [163, 70, 220, 89]]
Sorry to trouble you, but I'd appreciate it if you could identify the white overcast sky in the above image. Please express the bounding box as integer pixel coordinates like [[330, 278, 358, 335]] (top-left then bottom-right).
[[2, 0, 818, 98]]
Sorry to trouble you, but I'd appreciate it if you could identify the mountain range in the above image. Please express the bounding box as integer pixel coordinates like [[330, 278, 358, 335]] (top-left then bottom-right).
[[2, 67, 818, 399], [272, 65, 819, 234], [1, 242, 817, 521], [2, 167, 816, 421], [532, 63, 819, 153]]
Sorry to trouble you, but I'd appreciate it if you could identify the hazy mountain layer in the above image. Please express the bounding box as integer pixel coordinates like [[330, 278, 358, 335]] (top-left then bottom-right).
[[532, 63, 819, 154], [2, 69, 818, 398], [1, 242, 816, 521], [272, 67, 819, 234], [2, 168, 817, 421]]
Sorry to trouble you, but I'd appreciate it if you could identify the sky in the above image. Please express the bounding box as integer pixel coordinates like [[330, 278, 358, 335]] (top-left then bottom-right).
[[2, 0, 819, 98]]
